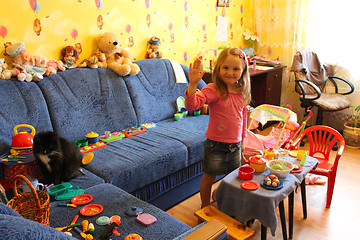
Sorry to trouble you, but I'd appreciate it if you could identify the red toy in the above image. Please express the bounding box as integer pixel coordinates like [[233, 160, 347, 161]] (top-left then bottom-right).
[[120, 126, 147, 137]]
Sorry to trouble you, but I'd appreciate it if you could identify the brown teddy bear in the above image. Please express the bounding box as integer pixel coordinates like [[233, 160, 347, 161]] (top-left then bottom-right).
[[79, 50, 106, 69], [146, 36, 163, 59], [96, 32, 140, 76]]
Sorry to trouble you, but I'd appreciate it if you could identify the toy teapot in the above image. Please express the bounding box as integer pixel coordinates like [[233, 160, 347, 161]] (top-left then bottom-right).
[[263, 147, 279, 160], [11, 124, 36, 149]]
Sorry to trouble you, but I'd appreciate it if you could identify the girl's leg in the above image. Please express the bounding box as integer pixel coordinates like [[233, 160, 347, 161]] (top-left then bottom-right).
[[200, 172, 216, 208]]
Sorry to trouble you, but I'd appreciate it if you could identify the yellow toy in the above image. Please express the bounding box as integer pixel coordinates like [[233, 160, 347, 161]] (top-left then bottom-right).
[[0, 58, 12, 79], [80, 50, 107, 69], [146, 36, 163, 59], [96, 32, 140, 76]]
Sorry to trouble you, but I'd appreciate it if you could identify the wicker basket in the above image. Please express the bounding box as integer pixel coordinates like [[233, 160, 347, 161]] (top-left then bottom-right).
[[7, 174, 50, 226]]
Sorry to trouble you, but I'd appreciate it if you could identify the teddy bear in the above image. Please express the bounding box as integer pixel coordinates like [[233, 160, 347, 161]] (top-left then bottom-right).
[[96, 32, 140, 76], [146, 36, 163, 59], [0, 58, 13, 79], [5, 42, 46, 82], [79, 50, 106, 69]]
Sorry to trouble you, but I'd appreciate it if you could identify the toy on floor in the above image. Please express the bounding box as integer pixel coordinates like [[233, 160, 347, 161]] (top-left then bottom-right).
[[99, 131, 125, 143], [120, 126, 147, 137]]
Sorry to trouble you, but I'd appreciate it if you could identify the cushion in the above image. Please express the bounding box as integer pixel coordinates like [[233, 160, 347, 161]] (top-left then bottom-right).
[[50, 183, 190, 239], [37, 68, 138, 142]]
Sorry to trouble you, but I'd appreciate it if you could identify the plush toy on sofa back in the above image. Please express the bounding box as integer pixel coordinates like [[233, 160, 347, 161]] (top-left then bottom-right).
[[96, 32, 140, 76], [5, 42, 46, 82]]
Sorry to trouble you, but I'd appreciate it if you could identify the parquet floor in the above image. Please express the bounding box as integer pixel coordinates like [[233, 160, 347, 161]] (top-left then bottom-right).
[[167, 136, 360, 239]]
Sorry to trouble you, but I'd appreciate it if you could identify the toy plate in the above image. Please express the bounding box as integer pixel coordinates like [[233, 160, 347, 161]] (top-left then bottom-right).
[[261, 180, 284, 190], [47, 182, 73, 196], [80, 204, 103, 216], [290, 163, 303, 173], [289, 150, 298, 158], [71, 194, 93, 205], [241, 181, 259, 191]]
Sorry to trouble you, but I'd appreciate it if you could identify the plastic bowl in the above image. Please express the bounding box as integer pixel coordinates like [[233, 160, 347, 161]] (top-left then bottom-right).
[[266, 159, 294, 178], [238, 166, 255, 180]]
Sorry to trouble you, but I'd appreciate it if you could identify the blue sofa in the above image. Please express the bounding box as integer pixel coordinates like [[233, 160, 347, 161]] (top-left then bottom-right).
[[0, 59, 227, 239]]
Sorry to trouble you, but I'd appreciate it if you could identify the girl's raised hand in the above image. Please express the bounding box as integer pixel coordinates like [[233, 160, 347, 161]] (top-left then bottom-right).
[[188, 58, 206, 85]]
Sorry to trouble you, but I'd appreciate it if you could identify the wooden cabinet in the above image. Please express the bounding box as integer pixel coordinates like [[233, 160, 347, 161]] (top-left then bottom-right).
[[202, 65, 285, 107]]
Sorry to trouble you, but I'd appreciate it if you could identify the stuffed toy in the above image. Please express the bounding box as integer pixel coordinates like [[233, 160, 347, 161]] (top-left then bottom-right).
[[79, 50, 106, 69], [96, 32, 140, 76], [31, 55, 59, 76], [146, 36, 163, 59], [47, 59, 65, 73], [60, 45, 79, 68], [0, 58, 13, 79], [5, 42, 46, 82]]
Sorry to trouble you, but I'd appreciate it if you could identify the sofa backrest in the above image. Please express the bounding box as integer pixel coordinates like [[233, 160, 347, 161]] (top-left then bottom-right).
[[37, 67, 138, 142], [125, 59, 204, 124], [0, 80, 53, 154]]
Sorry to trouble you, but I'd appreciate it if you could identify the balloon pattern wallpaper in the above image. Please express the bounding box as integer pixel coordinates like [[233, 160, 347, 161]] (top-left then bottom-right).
[[0, 0, 252, 66]]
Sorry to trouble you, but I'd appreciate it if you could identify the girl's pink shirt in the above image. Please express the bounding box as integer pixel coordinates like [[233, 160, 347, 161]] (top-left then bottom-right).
[[185, 83, 247, 143]]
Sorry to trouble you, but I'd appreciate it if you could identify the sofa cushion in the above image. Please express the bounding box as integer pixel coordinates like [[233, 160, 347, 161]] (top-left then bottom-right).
[[50, 183, 191, 239], [83, 131, 188, 193], [0, 80, 53, 154], [125, 59, 206, 125], [37, 68, 138, 142], [0, 203, 73, 240]]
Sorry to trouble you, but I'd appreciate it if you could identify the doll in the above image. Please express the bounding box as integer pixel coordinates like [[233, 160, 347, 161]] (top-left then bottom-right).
[[60, 45, 79, 68], [146, 36, 163, 59], [5, 42, 46, 82]]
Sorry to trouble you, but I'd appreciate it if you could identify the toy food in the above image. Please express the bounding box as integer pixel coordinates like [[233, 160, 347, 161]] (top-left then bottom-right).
[[263, 175, 280, 187], [96, 32, 140, 76]]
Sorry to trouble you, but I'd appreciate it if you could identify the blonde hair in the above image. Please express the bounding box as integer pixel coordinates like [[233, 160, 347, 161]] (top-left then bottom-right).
[[212, 47, 251, 105]]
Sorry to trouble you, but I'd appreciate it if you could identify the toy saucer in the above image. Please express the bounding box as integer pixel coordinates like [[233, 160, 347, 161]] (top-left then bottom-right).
[[71, 194, 93, 205], [241, 181, 259, 191], [80, 204, 103, 216], [261, 180, 284, 190], [290, 163, 303, 173]]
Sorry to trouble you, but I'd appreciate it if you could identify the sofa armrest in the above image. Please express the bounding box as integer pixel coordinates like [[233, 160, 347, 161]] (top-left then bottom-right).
[[173, 219, 228, 240]]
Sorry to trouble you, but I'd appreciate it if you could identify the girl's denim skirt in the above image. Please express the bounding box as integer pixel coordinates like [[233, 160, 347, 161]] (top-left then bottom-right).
[[202, 138, 241, 175]]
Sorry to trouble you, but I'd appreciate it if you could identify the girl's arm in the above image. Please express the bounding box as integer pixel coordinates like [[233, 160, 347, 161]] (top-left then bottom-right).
[[187, 58, 205, 96]]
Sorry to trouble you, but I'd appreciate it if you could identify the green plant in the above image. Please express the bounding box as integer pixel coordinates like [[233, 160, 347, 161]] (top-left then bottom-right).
[[349, 105, 360, 128]]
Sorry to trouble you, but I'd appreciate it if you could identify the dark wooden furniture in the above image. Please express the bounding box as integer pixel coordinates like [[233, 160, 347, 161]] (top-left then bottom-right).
[[202, 65, 286, 107]]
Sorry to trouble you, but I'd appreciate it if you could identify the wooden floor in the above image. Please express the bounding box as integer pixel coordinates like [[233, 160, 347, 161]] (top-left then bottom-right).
[[166, 140, 360, 239]]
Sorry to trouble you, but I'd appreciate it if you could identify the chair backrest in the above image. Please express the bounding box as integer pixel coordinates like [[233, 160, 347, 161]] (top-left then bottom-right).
[[290, 50, 335, 95], [293, 125, 345, 165]]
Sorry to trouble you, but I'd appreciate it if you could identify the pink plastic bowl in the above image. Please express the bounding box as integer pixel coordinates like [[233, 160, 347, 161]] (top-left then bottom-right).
[[238, 166, 255, 180]]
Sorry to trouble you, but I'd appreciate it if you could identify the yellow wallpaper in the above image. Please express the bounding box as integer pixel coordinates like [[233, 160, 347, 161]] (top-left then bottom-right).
[[0, 0, 253, 66]]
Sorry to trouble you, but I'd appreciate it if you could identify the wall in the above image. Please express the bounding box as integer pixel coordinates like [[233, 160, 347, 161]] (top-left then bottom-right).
[[0, 0, 253, 66]]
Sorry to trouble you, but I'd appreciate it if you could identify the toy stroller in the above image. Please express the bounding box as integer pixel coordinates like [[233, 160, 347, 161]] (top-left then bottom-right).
[[244, 104, 313, 153]]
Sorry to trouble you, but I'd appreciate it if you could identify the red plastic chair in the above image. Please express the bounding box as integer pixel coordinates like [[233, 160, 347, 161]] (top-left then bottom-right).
[[290, 125, 345, 208]]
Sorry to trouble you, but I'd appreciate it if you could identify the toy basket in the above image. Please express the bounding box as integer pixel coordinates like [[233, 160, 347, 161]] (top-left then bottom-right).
[[7, 174, 50, 226]]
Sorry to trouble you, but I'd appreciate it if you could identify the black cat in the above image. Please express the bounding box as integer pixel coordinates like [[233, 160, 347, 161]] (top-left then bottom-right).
[[32, 131, 83, 185]]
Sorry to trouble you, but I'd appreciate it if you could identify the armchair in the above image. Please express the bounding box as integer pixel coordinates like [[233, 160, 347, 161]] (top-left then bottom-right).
[[290, 50, 354, 125]]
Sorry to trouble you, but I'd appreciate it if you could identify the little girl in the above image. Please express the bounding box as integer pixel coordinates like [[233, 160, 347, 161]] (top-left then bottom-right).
[[185, 47, 251, 208]]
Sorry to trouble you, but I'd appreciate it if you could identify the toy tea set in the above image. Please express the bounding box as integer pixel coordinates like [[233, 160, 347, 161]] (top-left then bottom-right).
[[240, 147, 307, 191]]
